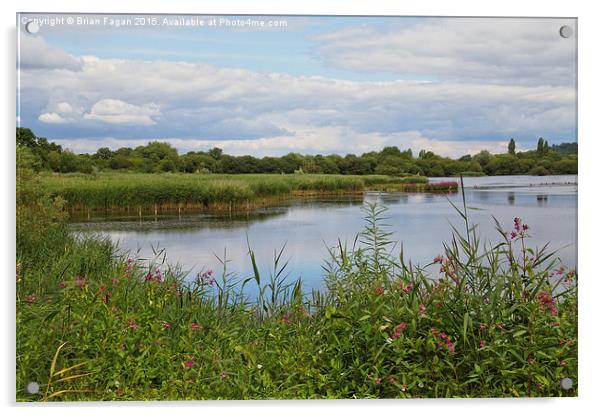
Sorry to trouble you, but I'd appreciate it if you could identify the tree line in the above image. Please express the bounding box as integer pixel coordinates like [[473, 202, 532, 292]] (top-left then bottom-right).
[[16, 127, 577, 177]]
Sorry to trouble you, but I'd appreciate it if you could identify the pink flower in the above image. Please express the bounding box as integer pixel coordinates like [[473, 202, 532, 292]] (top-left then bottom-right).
[[374, 377, 381, 385], [220, 371, 228, 380], [479, 323, 487, 331], [514, 217, 521, 230], [510, 218, 529, 238], [282, 313, 291, 325], [58, 281, 66, 289], [375, 286, 385, 296], [536, 291, 558, 316], [198, 270, 216, 286], [25, 293, 37, 305], [392, 322, 407, 339], [184, 359, 195, 368], [145, 272, 153, 282], [400, 282, 413, 293], [162, 322, 172, 330], [418, 304, 426, 316], [479, 340, 486, 348], [127, 318, 139, 331], [74, 275, 87, 288], [191, 322, 201, 331], [433, 255, 444, 264]]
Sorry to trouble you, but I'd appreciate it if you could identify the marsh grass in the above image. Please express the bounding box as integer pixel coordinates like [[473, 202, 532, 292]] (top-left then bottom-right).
[[37, 173, 445, 213], [16, 174, 575, 400]]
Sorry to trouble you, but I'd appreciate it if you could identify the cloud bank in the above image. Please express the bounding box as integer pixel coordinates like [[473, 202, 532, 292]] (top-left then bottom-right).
[[17, 17, 577, 157]]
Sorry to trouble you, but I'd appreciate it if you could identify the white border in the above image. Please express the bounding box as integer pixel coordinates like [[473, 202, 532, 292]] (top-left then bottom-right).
[[2, 1, 601, 414]]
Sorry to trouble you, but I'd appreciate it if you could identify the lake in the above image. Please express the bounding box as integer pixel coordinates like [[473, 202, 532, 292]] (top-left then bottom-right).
[[71, 175, 577, 292]]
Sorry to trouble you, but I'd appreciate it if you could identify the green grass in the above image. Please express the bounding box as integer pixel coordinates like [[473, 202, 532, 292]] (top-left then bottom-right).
[[16, 173, 577, 400], [36, 172, 442, 212]]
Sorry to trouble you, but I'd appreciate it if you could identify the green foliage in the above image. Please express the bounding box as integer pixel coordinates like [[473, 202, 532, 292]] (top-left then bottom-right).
[[17, 128, 577, 177], [36, 172, 435, 211], [16, 174, 577, 400]]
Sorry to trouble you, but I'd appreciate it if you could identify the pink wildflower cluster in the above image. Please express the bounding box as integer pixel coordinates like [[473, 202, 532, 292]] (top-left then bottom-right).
[[510, 217, 529, 239], [432, 327, 456, 354], [123, 258, 135, 275], [392, 322, 407, 339], [58, 281, 66, 289], [282, 313, 292, 325], [375, 286, 385, 296], [418, 303, 426, 316], [74, 275, 88, 288], [191, 322, 201, 331], [184, 359, 195, 368], [145, 267, 163, 284], [97, 284, 111, 304], [399, 281, 413, 294], [127, 317, 139, 331], [24, 293, 37, 307], [536, 291, 558, 316], [162, 321, 172, 330], [197, 270, 215, 286], [434, 255, 459, 284], [564, 270, 576, 283], [551, 265, 576, 284]]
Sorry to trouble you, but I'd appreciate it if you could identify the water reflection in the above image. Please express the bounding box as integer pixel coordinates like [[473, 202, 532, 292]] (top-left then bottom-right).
[[536, 194, 549, 206], [72, 175, 577, 291]]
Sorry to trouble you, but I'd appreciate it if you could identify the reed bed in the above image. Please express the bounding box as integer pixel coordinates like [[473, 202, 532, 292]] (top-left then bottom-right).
[[37, 173, 435, 212]]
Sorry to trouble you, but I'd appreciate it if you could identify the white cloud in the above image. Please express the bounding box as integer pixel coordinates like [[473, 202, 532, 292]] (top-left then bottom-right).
[[38, 112, 68, 124], [56, 102, 73, 113], [18, 35, 82, 71], [54, 127, 512, 159], [19, 25, 576, 156], [312, 18, 576, 86], [83, 99, 160, 126]]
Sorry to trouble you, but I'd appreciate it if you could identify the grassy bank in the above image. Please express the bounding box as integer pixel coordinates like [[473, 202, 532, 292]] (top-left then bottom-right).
[[36, 173, 457, 213], [16, 170, 577, 400]]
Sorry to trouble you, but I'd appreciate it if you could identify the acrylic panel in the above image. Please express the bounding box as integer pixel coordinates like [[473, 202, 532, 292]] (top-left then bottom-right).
[[16, 13, 577, 400]]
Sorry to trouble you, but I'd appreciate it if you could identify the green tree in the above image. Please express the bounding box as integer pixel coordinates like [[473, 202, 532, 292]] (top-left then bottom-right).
[[208, 147, 223, 160], [508, 138, 516, 155], [537, 137, 545, 155]]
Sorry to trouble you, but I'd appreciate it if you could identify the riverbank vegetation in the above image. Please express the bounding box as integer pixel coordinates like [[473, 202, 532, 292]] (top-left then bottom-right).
[[17, 158, 577, 400], [34, 172, 457, 213], [18, 127, 577, 177]]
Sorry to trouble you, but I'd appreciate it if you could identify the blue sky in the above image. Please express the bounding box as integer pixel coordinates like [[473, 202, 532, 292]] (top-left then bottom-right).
[[17, 14, 577, 157]]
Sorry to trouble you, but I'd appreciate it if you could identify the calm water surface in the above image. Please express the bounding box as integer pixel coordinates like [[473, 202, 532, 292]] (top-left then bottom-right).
[[71, 175, 577, 291]]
